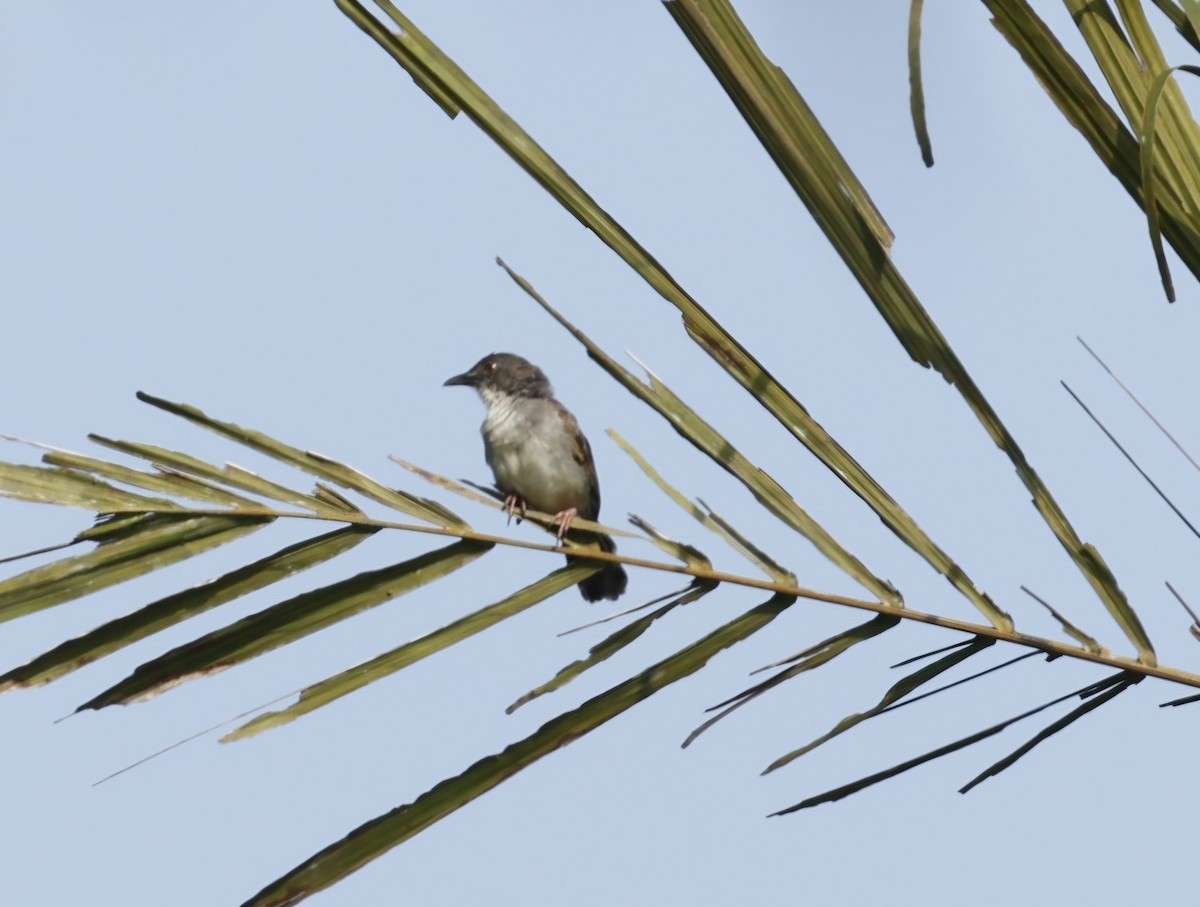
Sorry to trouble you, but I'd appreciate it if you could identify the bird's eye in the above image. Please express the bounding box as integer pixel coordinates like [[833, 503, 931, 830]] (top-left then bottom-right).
[[485, 361, 496, 373]]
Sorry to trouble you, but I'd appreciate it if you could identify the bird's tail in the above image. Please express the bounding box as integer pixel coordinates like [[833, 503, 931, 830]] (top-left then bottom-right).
[[569, 532, 628, 602]]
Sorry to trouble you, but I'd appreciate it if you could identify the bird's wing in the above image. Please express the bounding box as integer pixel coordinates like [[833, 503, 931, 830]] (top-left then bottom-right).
[[559, 404, 601, 520]]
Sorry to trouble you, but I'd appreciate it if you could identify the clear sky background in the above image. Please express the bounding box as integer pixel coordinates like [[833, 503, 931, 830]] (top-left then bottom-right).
[[3, 3, 1199, 906]]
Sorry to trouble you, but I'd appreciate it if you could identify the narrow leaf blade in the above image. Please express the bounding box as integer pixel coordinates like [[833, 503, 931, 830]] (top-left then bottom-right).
[[240, 593, 795, 907], [0, 514, 270, 624], [222, 565, 588, 741], [78, 539, 491, 709], [0, 526, 378, 691]]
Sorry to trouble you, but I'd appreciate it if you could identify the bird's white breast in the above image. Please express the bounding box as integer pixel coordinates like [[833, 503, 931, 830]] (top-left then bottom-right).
[[480, 390, 591, 516]]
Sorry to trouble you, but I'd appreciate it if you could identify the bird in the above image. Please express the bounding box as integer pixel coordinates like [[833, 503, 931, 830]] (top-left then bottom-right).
[[444, 352, 628, 602]]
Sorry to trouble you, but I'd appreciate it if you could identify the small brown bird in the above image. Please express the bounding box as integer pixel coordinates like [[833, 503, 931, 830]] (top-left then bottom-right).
[[444, 352, 628, 602]]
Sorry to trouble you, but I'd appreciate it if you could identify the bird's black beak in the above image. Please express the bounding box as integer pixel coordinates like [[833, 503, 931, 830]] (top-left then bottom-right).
[[443, 370, 476, 387]]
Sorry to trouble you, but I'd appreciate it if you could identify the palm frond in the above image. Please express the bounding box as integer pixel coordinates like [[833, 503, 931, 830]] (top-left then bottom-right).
[[6, 3, 1200, 904], [222, 565, 590, 742], [239, 592, 798, 907]]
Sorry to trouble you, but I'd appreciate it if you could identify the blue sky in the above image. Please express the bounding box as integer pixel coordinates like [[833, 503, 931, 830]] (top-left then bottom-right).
[[3, 3, 1199, 905]]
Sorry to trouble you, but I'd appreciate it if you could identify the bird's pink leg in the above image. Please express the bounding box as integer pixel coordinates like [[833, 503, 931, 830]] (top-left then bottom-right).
[[552, 506, 578, 541], [503, 493, 527, 525]]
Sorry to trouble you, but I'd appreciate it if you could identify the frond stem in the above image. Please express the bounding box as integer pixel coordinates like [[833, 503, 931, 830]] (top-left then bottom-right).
[[85, 503, 1200, 691]]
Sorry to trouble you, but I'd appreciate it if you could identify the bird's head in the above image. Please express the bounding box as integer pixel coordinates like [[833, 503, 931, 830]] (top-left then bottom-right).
[[443, 353, 553, 402]]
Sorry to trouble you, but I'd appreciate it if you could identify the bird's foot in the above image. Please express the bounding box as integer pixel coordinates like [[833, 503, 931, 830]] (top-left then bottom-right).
[[503, 493, 527, 525], [552, 507, 578, 541]]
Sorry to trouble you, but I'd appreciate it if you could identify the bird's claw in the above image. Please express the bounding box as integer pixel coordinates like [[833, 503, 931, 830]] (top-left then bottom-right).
[[503, 493, 527, 525], [552, 507, 578, 542]]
